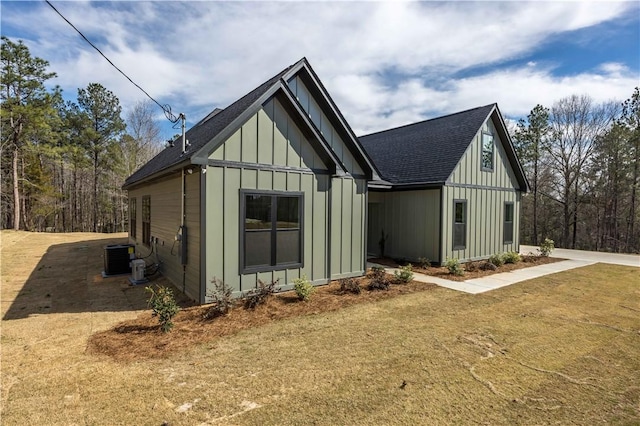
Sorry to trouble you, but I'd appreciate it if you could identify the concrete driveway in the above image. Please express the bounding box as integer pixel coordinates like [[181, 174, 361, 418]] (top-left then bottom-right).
[[520, 245, 640, 267]]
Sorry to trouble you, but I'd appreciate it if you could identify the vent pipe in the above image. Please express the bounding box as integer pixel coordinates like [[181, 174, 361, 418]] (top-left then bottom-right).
[[180, 113, 187, 154]]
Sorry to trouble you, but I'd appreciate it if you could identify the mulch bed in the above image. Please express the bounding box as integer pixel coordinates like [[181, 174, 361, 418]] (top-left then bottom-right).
[[368, 255, 565, 281], [88, 256, 566, 361], [87, 273, 438, 362]]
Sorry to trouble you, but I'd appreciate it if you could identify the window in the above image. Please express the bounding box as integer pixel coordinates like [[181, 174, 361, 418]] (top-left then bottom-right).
[[241, 191, 303, 273], [481, 132, 494, 171], [453, 200, 467, 250], [504, 202, 514, 244], [142, 195, 151, 246], [129, 198, 137, 239]]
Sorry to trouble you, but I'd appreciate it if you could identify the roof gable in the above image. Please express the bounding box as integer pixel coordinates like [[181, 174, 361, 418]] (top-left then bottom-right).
[[359, 104, 528, 191], [123, 58, 374, 189]]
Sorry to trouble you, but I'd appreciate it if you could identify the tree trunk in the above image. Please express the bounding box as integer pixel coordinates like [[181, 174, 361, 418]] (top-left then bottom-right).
[[572, 177, 579, 249], [12, 147, 20, 230], [93, 151, 98, 233], [72, 166, 77, 231], [532, 158, 539, 245], [627, 139, 639, 252]]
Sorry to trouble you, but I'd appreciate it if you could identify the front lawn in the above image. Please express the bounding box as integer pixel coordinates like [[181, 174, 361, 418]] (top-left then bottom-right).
[[2, 232, 638, 425]]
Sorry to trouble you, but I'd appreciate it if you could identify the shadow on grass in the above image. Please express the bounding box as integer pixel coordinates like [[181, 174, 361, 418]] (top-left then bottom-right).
[[2, 235, 192, 321]]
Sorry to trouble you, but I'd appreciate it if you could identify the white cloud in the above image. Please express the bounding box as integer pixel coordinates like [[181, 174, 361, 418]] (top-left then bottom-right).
[[0, 1, 637, 138]]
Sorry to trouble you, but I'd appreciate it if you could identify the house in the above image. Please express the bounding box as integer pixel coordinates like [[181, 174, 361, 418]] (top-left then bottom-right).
[[123, 58, 377, 303], [359, 104, 529, 265]]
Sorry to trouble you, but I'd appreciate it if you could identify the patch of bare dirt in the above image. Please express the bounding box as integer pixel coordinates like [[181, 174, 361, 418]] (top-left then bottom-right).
[[87, 274, 438, 362], [369, 255, 565, 281]]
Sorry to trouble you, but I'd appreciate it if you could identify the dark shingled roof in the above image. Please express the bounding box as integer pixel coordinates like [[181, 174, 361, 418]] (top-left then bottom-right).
[[358, 104, 496, 185], [123, 63, 295, 188]]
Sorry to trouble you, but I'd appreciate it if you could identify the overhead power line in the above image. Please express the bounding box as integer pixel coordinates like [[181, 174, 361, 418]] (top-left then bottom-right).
[[44, 0, 181, 123]]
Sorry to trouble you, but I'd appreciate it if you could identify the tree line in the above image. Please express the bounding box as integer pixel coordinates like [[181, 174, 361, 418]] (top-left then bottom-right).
[[2, 37, 638, 253], [1, 37, 162, 232], [513, 89, 639, 253]]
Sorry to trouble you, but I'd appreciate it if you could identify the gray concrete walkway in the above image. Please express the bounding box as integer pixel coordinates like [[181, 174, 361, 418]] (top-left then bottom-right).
[[520, 245, 640, 267], [369, 247, 638, 295]]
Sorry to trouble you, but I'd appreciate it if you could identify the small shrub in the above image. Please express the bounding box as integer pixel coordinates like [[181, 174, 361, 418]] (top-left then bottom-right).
[[367, 278, 390, 291], [444, 258, 464, 276], [394, 264, 414, 283], [488, 253, 504, 267], [368, 266, 390, 291], [417, 257, 431, 269], [204, 277, 234, 319], [244, 279, 279, 309], [502, 251, 521, 264], [369, 265, 386, 278], [465, 262, 479, 272], [338, 277, 361, 295], [480, 262, 497, 271], [539, 238, 555, 257], [145, 285, 180, 333], [293, 275, 314, 301]]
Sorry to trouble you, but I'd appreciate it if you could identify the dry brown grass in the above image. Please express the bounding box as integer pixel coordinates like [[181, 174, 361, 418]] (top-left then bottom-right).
[[2, 231, 639, 425]]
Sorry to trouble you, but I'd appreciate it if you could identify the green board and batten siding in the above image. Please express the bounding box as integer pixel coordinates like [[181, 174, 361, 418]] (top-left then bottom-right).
[[288, 76, 367, 280], [204, 95, 366, 298], [442, 117, 522, 261]]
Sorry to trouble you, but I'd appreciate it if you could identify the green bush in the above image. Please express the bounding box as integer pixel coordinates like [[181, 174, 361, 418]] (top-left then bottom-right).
[[244, 279, 278, 309], [145, 285, 180, 333], [444, 258, 464, 276], [502, 251, 521, 264], [417, 257, 431, 269], [338, 277, 361, 295], [539, 238, 555, 257], [394, 264, 414, 283], [204, 277, 234, 319], [293, 275, 314, 301], [488, 253, 504, 267]]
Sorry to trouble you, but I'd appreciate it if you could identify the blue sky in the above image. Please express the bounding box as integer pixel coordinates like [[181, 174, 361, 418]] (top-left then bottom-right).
[[1, 1, 638, 140]]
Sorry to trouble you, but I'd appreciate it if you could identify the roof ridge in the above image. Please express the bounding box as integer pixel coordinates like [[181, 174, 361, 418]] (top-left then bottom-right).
[[360, 103, 496, 139]]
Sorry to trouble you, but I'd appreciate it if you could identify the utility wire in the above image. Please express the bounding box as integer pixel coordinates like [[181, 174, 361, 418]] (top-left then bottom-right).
[[44, 0, 181, 123]]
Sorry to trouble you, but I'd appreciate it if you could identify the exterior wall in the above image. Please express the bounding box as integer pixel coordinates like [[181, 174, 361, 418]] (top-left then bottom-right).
[[127, 171, 201, 301], [204, 95, 366, 298], [441, 187, 521, 262], [287, 76, 365, 175], [440, 115, 523, 262], [330, 177, 367, 280], [367, 189, 441, 263]]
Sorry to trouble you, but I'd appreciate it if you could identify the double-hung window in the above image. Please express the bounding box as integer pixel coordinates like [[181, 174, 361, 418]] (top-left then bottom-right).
[[504, 202, 514, 244], [130, 198, 137, 240], [481, 132, 494, 171], [453, 200, 467, 250], [241, 191, 303, 273], [142, 195, 151, 247]]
